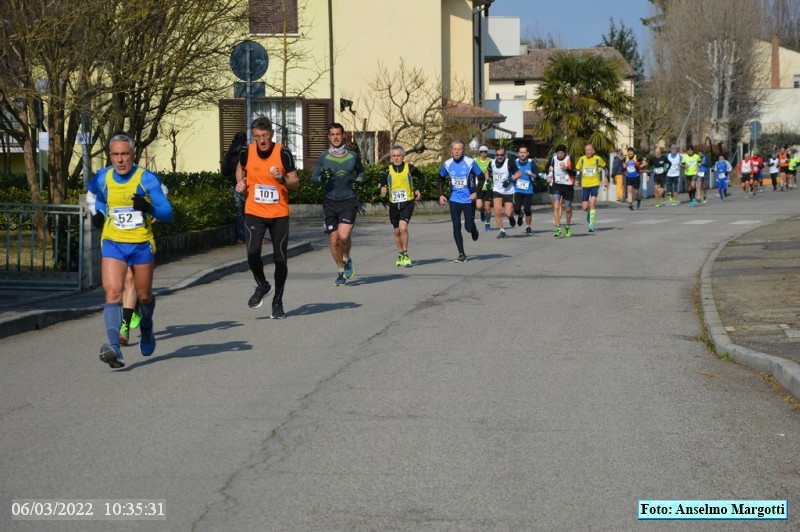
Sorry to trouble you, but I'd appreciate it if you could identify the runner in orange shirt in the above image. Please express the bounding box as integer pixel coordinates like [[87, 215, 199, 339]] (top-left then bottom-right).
[[235, 116, 300, 319]]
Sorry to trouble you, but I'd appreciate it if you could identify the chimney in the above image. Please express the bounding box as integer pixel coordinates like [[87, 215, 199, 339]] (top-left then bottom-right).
[[771, 34, 780, 89]]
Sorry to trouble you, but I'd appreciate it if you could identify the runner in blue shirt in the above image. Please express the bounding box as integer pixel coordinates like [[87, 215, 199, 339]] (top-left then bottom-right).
[[512, 146, 539, 235], [438, 139, 483, 262], [697, 149, 710, 204], [714, 155, 732, 201]]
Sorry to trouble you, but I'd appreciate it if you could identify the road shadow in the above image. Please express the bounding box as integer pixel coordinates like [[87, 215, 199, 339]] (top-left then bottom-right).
[[345, 274, 406, 286], [408, 257, 451, 267], [116, 340, 253, 371], [465, 253, 510, 262], [285, 301, 362, 316], [148, 320, 242, 341]]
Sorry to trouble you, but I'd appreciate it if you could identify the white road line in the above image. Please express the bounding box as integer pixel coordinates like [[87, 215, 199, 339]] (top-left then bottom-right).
[[634, 219, 669, 225], [682, 219, 715, 225], [597, 218, 624, 224], [730, 220, 763, 225]]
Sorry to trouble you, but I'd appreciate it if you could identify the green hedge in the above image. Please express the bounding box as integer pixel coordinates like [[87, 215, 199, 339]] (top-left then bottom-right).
[[1, 161, 549, 235]]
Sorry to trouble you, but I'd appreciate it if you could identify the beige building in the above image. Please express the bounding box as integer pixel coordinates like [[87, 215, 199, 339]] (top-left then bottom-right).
[[1, 1, 518, 175], [141, 0, 516, 172], [750, 36, 800, 138], [486, 47, 636, 153]]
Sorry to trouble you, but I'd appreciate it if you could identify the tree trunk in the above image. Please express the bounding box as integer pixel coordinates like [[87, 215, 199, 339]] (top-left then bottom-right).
[[48, 99, 67, 205], [22, 136, 45, 240]]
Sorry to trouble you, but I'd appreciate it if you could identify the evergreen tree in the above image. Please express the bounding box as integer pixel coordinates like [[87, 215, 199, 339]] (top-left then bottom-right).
[[601, 19, 645, 89]]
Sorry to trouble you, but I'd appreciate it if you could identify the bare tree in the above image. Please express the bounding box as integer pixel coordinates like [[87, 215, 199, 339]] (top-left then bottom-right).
[[522, 29, 561, 49], [0, 0, 95, 205], [761, 0, 800, 51], [347, 59, 477, 164], [649, 0, 764, 149], [633, 82, 671, 150], [0, 0, 245, 205], [90, 0, 245, 161], [263, 0, 332, 147]]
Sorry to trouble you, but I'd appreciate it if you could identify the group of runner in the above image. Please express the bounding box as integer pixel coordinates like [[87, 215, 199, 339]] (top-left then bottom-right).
[[737, 146, 799, 196], [616, 144, 799, 207], [89, 121, 799, 368]]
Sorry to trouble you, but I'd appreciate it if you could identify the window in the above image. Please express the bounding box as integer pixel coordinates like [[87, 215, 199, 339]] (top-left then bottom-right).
[[249, 0, 298, 35], [353, 132, 376, 164], [794, 75, 800, 89], [250, 100, 301, 152], [218, 98, 333, 170], [513, 80, 525, 86]]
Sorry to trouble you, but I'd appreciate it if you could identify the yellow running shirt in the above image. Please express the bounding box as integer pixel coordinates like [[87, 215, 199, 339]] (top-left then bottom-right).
[[576, 155, 607, 188]]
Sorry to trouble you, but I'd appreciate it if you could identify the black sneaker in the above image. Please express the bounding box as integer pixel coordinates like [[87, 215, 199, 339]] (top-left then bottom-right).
[[508, 215, 516, 228], [99, 343, 125, 369], [454, 253, 467, 263], [471, 226, 479, 241], [248, 282, 272, 308], [517, 214, 523, 227], [271, 302, 285, 319]]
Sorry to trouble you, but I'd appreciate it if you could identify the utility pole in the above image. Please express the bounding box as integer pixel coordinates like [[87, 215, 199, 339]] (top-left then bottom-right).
[[686, 76, 703, 145]]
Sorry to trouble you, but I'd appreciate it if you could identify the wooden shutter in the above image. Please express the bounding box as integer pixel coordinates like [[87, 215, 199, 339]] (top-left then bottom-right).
[[219, 99, 246, 166], [377, 130, 391, 162], [302, 99, 332, 169]]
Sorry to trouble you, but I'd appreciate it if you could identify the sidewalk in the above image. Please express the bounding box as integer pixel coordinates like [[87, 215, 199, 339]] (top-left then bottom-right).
[[2, 208, 799, 401], [701, 214, 800, 401], [0, 221, 330, 340]]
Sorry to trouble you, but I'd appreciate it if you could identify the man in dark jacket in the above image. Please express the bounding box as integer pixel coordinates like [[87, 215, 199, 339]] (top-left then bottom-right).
[[610, 148, 624, 202], [223, 132, 248, 243]]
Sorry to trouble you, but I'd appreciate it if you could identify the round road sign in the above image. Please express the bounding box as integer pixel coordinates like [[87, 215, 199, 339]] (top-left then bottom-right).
[[230, 40, 269, 81]]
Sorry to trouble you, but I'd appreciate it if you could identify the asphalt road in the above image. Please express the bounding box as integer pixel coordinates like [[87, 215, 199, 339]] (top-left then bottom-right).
[[1, 192, 798, 530]]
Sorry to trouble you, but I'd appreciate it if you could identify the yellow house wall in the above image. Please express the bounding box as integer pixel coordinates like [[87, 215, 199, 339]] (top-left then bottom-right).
[[147, 0, 334, 174], [441, 0, 475, 101], [143, 103, 223, 174], [334, 0, 445, 133], [776, 46, 800, 87], [753, 40, 800, 89], [146, 0, 478, 173]]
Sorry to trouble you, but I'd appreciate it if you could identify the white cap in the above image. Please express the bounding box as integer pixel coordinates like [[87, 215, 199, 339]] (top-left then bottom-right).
[[478, 145, 488, 152]]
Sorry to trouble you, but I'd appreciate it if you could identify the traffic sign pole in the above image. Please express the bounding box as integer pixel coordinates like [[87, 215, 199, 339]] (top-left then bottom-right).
[[230, 40, 269, 143], [749, 121, 762, 154], [246, 44, 252, 142]]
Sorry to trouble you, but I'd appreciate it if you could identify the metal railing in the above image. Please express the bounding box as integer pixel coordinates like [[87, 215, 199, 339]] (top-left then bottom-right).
[[0, 202, 84, 290]]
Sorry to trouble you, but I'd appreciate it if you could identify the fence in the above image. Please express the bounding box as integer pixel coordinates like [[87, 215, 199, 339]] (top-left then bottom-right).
[[0, 202, 85, 290]]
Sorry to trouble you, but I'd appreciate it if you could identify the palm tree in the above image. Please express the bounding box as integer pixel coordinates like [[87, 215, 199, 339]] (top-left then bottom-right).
[[532, 51, 633, 156]]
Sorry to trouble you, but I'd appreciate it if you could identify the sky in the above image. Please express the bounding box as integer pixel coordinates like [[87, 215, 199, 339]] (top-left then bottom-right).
[[489, 0, 654, 53]]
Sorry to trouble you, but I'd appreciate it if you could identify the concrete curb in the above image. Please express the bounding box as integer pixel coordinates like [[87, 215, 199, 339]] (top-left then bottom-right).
[[0, 307, 95, 341], [0, 241, 314, 341], [700, 236, 800, 402]]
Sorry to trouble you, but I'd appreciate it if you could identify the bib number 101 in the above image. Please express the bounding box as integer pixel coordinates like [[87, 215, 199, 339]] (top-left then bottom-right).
[[254, 184, 279, 204]]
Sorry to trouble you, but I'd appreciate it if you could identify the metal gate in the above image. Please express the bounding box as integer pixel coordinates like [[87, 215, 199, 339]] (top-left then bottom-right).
[[0, 202, 84, 290]]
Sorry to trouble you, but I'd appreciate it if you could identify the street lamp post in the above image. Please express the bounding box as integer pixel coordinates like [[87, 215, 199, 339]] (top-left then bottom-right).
[[686, 76, 703, 146]]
